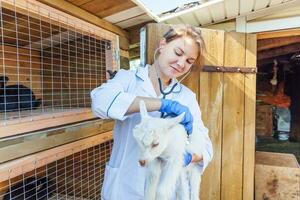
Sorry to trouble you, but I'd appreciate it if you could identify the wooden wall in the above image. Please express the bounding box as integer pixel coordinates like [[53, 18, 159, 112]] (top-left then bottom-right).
[[0, 45, 42, 99], [41, 38, 107, 107], [143, 23, 257, 200]]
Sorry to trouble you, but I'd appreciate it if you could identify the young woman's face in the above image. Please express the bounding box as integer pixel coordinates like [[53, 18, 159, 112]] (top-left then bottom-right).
[[157, 36, 198, 79]]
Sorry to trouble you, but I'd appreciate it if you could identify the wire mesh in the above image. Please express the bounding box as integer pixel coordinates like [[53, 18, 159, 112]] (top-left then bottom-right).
[[0, 0, 117, 126], [0, 139, 113, 200]]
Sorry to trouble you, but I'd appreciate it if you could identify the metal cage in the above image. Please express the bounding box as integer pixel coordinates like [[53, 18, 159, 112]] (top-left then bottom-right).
[[0, 0, 118, 136]]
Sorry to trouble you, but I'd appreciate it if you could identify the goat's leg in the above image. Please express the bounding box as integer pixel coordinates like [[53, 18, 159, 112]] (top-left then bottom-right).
[[156, 159, 182, 200], [177, 170, 189, 200], [189, 166, 201, 200], [145, 159, 161, 200]]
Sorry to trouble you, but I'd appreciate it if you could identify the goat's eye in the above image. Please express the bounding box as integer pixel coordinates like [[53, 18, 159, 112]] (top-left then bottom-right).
[[151, 142, 159, 148]]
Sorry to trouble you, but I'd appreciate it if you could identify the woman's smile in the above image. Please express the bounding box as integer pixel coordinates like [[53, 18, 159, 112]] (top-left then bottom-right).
[[170, 66, 182, 73]]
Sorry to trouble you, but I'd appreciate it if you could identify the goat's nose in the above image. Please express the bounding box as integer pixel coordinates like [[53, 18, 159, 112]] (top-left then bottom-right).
[[139, 160, 146, 167]]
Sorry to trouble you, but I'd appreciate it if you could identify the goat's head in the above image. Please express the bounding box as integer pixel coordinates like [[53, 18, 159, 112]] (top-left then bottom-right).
[[133, 100, 184, 167]]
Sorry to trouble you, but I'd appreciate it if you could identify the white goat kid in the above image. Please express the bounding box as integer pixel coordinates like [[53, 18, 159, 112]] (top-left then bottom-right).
[[133, 100, 202, 200]]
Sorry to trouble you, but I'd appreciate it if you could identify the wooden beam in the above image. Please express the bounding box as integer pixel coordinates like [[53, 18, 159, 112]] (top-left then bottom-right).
[[129, 46, 140, 59], [246, 16, 300, 33], [36, 0, 129, 39], [257, 42, 300, 60], [257, 57, 290, 67], [125, 21, 155, 48], [245, 0, 300, 21], [258, 36, 300, 51], [0, 131, 113, 182], [0, 119, 114, 163], [24, 31, 73, 49], [95, 1, 136, 18], [257, 28, 300, 39], [67, 0, 92, 6], [0, 109, 95, 138]]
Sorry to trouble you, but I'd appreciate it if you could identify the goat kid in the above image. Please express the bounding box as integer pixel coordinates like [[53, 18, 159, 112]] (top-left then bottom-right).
[[133, 100, 202, 200]]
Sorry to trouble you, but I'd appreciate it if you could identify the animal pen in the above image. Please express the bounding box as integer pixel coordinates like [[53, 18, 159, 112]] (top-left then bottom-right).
[[0, 0, 117, 199], [0, 1, 259, 200]]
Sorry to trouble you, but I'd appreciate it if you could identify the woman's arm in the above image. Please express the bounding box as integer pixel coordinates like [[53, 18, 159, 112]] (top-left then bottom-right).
[[126, 96, 162, 115], [91, 70, 164, 120]]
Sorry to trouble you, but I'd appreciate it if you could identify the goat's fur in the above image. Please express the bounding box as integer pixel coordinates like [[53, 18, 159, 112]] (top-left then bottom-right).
[[133, 100, 203, 200]]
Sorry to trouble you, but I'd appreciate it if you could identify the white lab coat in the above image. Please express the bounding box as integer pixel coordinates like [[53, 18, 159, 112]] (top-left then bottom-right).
[[91, 64, 213, 200]]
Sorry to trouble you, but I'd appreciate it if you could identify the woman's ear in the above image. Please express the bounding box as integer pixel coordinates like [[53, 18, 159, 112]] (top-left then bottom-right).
[[159, 39, 167, 51]]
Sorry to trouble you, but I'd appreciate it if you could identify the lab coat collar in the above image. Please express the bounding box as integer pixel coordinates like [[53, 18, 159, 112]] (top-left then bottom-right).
[[135, 64, 182, 97]]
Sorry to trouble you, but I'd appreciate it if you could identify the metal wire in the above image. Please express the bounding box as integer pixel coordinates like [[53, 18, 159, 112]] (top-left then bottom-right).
[[0, 140, 113, 200], [0, 0, 115, 126]]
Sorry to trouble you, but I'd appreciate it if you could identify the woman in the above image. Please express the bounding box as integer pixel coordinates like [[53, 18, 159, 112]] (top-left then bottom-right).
[[91, 24, 213, 200]]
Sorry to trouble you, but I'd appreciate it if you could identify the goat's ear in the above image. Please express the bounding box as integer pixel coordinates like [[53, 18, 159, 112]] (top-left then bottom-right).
[[172, 112, 185, 124], [165, 112, 185, 130], [139, 100, 149, 119]]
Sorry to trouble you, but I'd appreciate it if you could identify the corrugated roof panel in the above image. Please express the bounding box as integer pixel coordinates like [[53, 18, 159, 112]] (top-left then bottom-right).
[[254, 0, 270, 10], [165, 17, 183, 24], [240, 0, 255, 14], [225, 0, 240, 18], [209, 0, 226, 22], [270, 0, 284, 6], [180, 12, 200, 26], [194, 8, 214, 25]]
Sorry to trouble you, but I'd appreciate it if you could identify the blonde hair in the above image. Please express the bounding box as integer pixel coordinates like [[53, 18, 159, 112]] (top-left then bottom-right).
[[163, 24, 205, 70]]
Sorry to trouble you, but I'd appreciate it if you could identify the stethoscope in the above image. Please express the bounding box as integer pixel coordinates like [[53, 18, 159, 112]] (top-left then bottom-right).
[[153, 47, 192, 118]]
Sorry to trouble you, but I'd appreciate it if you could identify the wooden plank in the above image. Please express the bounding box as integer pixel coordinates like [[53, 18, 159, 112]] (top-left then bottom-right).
[[94, 1, 137, 18], [145, 23, 170, 65], [222, 32, 245, 200], [257, 28, 300, 39], [0, 131, 113, 182], [129, 46, 140, 59], [127, 23, 147, 45], [66, 0, 92, 6], [255, 164, 300, 200], [200, 28, 225, 200], [36, 0, 129, 38], [256, 151, 299, 167], [255, 151, 300, 200], [258, 42, 300, 60], [115, 13, 151, 29], [0, 109, 95, 138], [243, 33, 256, 200], [0, 119, 114, 163], [103, 6, 145, 24], [246, 16, 300, 33], [258, 36, 300, 51]]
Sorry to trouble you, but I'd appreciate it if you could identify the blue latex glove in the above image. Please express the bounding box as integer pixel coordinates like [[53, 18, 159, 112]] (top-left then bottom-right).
[[159, 99, 193, 134], [184, 152, 193, 166]]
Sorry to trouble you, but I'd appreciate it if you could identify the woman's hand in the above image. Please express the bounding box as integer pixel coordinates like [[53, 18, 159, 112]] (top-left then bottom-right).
[[160, 99, 193, 134], [184, 152, 203, 166]]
